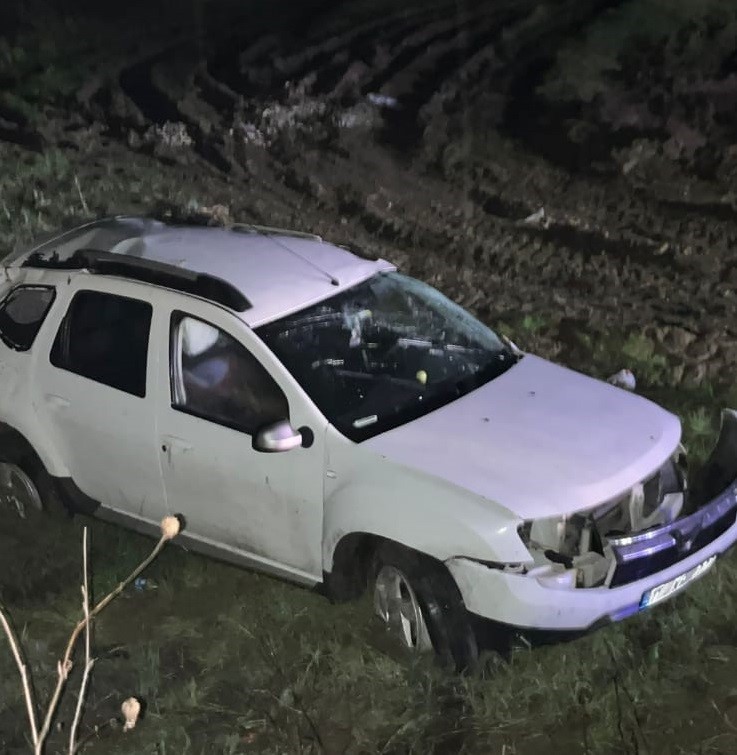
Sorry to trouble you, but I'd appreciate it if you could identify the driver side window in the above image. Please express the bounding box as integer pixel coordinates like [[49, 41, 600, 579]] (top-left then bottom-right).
[[170, 313, 289, 434]]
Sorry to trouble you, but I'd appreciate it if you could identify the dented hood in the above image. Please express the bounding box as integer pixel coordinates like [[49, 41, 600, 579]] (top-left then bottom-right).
[[363, 355, 682, 520]]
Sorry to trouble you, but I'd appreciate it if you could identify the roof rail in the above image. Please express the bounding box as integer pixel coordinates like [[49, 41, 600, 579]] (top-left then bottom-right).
[[230, 223, 323, 242], [233, 223, 382, 261], [142, 201, 324, 240], [22, 249, 251, 312]]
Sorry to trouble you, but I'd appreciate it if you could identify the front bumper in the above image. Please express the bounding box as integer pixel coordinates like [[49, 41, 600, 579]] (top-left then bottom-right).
[[447, 480, 737, 632]]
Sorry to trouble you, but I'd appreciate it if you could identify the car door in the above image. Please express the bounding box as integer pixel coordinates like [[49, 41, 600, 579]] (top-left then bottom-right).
[[33, 278, 166, 519], [150, 293, 327, 583]]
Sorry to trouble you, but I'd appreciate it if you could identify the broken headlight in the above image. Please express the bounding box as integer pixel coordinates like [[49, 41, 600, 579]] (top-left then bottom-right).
[[516, 451, 689, 588], [517, 514, 611, 588], [517, 513, 598, 566], [518, 514, 611, 589]]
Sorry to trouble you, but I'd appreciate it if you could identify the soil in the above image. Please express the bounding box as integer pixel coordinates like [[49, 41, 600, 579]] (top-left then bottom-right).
[[28, 0, 732, 391]]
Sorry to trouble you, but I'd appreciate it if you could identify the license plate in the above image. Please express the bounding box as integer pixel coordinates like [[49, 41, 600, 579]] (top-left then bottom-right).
[[640, 554, 718, 609]]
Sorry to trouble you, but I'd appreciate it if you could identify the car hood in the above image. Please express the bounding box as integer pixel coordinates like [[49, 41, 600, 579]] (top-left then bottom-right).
[[363, 355, 682, 520]]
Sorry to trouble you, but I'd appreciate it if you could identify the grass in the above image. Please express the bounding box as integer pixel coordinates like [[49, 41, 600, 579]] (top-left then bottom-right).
[[7, 519, 737, 754], [519, 313, 547, 335], [0, 29, 89, 122], [1, 519, 183, 754], [2, 142, 737, 754], [620, 333, 669, 385]]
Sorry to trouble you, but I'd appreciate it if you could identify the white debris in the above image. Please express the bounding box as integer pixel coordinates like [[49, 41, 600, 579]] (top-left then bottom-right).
[[261, 99, 327, 138], [367, 92, 400, 109], [337, 102, 381, 129], [143, 121, 194, 149], [232, 98, 330, 148], [522, 207, 546, 226], [607, 368, 637, 391], [237, 121, 267, 147]]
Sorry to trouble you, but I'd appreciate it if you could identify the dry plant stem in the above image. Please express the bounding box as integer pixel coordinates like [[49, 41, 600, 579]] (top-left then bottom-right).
[[68, 660, 94, 755], [0, 606, 39, 746], [36, 533, 169, 752], [73, 175, 89, 214], [69, 527, 92, 755]]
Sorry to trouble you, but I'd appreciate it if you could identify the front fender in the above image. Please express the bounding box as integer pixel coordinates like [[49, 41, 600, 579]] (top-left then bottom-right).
[[322, 430, 532, 572]]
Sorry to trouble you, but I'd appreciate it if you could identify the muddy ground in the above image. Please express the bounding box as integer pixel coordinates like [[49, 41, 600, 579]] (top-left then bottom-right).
[[3, 0, 737, 752]]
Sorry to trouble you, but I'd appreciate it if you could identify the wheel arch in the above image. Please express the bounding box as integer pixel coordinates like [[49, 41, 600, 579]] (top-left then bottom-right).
[[0, 419, 68, 479], [327, 530, 480, 670], [323, 531, 384, 601], [0, 421, 46, 466], [322, 473, 530, 595], [325, 527, 480, 602], [0, 421, 75, 516]]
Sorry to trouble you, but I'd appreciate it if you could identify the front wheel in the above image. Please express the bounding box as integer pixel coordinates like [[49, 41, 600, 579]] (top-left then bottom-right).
[[370, 542, 478, 671]]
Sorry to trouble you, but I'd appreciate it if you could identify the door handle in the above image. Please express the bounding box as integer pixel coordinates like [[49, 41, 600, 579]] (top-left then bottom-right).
[[45, 393, 70, 409]]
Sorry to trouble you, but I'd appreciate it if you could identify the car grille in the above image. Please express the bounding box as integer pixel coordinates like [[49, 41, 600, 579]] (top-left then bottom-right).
[[607, 482, 737, 587]]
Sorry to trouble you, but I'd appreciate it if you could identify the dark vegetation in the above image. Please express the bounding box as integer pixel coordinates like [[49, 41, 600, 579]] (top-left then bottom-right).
[[3, 0, 737, 752]]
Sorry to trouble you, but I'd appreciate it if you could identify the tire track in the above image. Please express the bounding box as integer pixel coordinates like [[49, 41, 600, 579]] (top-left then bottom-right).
[[210, 4, 451, 99], [35, 0, 737, 387], [360, 7, 498, 95]]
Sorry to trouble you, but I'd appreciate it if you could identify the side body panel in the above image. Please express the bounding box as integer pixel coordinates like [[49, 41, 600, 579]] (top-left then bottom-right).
[[0, 270, 78, 477], [322, 425, 531, 572], [30, 274, 166, 514], [147, 288, 328, 581]]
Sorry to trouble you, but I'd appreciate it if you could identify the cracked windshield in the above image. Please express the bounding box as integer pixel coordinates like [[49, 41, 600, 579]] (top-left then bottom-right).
[[257, 272, 517, 439]]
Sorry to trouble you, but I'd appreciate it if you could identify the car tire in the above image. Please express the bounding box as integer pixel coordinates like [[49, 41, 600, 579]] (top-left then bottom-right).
[[0, 442, 68, 521], [370, 541, 478, 671]]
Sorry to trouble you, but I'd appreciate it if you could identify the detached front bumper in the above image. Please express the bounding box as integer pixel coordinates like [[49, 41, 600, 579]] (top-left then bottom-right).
[[448, 480, 737, 633]]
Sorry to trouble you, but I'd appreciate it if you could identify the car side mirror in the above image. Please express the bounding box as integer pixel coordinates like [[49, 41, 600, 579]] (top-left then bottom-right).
[[253, 420, 303, 453]]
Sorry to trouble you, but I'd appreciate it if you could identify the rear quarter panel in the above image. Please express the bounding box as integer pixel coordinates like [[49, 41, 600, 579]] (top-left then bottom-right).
[[0, 270, 71, 477]]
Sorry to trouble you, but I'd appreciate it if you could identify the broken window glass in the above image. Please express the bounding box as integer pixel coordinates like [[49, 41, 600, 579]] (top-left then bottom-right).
[[0, 285, 55, 351]]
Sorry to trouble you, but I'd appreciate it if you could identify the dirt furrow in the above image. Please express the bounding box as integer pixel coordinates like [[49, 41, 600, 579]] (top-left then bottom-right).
[[360, 7, 499, 95]]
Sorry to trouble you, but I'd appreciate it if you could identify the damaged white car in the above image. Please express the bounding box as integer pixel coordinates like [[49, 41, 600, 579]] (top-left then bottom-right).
[[1, 215, 736, 669]]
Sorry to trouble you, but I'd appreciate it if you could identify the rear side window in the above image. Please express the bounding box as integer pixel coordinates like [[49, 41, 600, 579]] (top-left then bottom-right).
[[0, 286, 55, 351], [50, 290, 152, 397]]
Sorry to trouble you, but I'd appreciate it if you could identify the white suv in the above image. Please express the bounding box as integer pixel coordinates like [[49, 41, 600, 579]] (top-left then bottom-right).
[[1, 215, 736, 668]]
